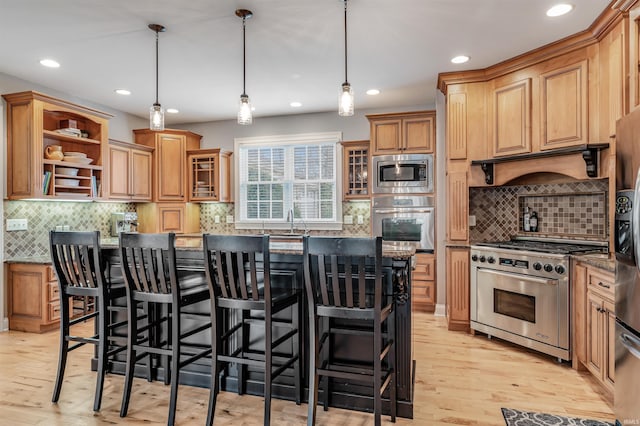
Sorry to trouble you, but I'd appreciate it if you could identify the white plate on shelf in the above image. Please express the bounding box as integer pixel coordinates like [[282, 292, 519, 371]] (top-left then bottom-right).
[[56, 192, 89, 197], [55, 178, 80, 187], [63, 152, 87, 158], [56, 167, 79, 176], [63, 156, 93, 164]]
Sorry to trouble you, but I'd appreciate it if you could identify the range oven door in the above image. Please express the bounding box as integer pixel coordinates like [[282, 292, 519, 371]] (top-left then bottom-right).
[[371, 207, 434, 251], [475, 268, 562, 348]]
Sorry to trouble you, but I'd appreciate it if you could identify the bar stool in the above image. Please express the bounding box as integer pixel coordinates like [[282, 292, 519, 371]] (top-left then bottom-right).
[[118, 232, 212, 425], [203, 234, 302, 426], [302, 236, 396, 426], [49, 230, 127, 411]]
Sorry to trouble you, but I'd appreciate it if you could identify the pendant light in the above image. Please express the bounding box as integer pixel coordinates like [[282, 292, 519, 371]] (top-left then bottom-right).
[[149, 23, 166, 131], [339, 0, 354, 117], [236, 9, 253, 125]]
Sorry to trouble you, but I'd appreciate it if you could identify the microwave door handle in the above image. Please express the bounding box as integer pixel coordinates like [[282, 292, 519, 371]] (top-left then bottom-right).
[[620, 332, 640, 360], [634, 167, 640, 269]]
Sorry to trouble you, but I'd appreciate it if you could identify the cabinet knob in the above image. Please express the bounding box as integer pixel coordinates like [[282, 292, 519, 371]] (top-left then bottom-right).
[[597, 281, 610, 289]]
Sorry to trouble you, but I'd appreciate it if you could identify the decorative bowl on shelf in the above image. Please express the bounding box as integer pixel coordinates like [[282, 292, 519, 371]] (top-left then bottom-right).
[[56, 178, 80, 187], [198, 163, 211, 169], [63, 156, 93, 164], [56, 167, 79, 176]]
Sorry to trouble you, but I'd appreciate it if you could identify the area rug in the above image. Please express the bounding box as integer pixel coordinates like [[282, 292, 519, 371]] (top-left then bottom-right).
[[502, 408, 615, 426]]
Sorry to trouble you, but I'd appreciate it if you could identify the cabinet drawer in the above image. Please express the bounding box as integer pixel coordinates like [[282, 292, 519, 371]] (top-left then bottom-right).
[[587, 269, 614, 300], [48, 301, 61, 323], [47, 266, 57, 282], [414, 253, 435, 280], [48, 282, 60, 302], [412, 280, 435, 305]]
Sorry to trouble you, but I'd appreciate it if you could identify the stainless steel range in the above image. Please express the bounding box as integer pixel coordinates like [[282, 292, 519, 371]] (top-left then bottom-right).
[[470, 238, 607, 361]]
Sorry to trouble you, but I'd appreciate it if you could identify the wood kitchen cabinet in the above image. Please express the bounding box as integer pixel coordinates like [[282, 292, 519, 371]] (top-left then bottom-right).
[[491, 78, 532, 157], [7, 263, 61, 333], [2, 91, 111, 200], [445, 246, 470, 331], [187, 148, 232, 202], [367, 111, 435, 156], [341, 140, 370, 199], [107, 139, 153, 201], [136, 202, 200, 234], [133, 129, 202, 202], [412, 252, 436, 312], [573, 262, 615, 395]]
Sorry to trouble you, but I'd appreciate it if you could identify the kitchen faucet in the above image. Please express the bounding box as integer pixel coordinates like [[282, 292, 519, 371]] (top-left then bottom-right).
[[287, 208, 294, 234]]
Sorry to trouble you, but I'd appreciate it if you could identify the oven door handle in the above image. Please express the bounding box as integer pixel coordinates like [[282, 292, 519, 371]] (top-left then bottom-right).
[[620, 332, 640, 360], [373, 208, 434, 214], [480, 269, 557, 286]]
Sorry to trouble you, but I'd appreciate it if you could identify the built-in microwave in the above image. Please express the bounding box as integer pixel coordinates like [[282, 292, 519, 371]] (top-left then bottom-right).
[[371, 154, 433, 194]]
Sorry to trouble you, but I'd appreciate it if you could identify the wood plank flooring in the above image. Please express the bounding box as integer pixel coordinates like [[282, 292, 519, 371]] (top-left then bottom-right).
[[0, 313, 614, 425]]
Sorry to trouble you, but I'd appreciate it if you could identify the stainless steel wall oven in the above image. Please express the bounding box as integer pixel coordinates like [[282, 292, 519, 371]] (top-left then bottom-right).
[[371, 195, 434, 252]]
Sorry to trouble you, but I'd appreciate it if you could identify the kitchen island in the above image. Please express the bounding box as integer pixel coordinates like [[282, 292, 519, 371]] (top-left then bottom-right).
[[99, 237, 417, 419]]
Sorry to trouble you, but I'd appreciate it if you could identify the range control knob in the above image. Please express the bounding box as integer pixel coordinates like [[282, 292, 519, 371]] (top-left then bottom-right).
[[555, 265, 566, 275], [533, 262, 542, 271], [479, 256, 486, 263], [487, 256, 495, 264], [471, 254, 478, 262], [544, 264, 554, 273]]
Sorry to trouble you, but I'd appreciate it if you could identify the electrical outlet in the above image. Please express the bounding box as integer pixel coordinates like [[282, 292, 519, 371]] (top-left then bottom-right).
[[7, 218, 28, 231], [226, 215, 234, 224], [214, 215, 221, 224], [469, 215, 477, 227], [343, 215, 353, 224], [357, 215, 364, 225]]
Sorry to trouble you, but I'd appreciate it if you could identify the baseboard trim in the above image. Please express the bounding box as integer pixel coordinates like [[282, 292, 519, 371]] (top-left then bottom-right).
[[434, 304, 446, 317], [2, 317, 8, 332]]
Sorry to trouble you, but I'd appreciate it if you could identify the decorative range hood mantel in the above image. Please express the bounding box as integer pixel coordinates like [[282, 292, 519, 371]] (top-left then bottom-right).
[[470, 143, 610, 185]]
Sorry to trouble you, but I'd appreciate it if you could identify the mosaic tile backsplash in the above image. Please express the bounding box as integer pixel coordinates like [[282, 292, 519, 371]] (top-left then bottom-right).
[[469, 180, 608, 242], [4, 200, 371, 258], [4, 201, 136, 258], [199, 201, 371, 237]]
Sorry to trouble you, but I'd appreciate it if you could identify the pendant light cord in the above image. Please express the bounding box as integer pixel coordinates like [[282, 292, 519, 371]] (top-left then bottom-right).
[[343, 0, 348, 85], [242, 16, 247, 97], [155, 29, 160, 105]]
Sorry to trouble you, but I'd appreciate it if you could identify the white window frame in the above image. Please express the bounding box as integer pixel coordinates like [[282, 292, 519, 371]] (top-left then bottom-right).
[[234, 131, 343, 231]]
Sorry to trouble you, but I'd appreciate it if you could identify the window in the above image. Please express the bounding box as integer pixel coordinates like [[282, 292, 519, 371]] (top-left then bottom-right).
[[235, 132, 342, 230]]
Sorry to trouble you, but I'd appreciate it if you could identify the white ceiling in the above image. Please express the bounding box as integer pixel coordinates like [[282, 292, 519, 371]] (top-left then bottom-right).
[[0, 0, 611, 124]]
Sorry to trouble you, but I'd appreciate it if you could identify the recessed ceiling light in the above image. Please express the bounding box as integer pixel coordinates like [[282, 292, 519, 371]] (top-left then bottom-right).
[[290, 102, 302, 108], [451, 55, 470, 64], [166, 108, 179, 114], [115, 89, 131, 95], [366, 89, 380, 96], [39, 59, 60, 68], [546, 4, 573, 17]]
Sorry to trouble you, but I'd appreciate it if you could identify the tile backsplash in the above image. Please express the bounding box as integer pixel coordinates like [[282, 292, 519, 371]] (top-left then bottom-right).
[[3, 201, 136, 258], [469, 179, 608, 242], [4, 200, 371, 259]]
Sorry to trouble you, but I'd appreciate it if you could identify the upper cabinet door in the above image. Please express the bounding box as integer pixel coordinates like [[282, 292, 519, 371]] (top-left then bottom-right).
[[130, 149, 152, 201], [156, 133, 186, 201], [540, 61, 588, 150], [108, 144, 131, 199], [493, 79, 531, 157], [404, 115, 434, 153], [371, 118, 402, 155]]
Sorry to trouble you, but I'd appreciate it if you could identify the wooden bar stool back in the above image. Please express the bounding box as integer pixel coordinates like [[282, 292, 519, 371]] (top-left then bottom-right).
[[302, 236, 396, 426], [118, 232, 212, 425], [203, 234, 302, 426], [49, 230, 127, 411]]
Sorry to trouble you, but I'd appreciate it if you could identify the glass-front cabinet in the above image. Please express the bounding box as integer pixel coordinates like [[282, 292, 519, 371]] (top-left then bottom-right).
[[341, 140, 369, 199], [187, 148, 232, 202]]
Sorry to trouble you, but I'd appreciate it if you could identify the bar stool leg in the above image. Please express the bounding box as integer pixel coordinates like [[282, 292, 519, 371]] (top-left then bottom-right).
[[293, 293, 302, 405], [206, 308, 221, 426], [120, 298, 138, 417], [238, 309, 247, 395], [167, 310, 180, 425], [93, 294, 108, 411], [307, 311, 319, 426], [264, 310, 272, 425], [52, 298, 70, 403]]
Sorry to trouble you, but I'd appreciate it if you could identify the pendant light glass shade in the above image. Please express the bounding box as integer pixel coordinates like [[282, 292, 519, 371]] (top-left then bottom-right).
[[339, 83, 354, 117], [236, 9, 253, 125], [238, 94, 252, 125], [338, 0, 354, 117], [149, 24, 165, 131], [150, 103, 164, 130]]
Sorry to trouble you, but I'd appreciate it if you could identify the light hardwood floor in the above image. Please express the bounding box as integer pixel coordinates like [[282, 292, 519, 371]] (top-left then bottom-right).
[[0, 313, 614, 425]]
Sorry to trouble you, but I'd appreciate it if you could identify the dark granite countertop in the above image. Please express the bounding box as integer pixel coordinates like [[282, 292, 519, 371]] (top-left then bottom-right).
[[572, 254, 615, 273]]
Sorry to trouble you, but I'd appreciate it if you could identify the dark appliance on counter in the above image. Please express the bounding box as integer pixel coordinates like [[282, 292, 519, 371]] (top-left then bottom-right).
[[470, 237, 608, 362], [371, 153, 433, 194], [371, 195, 434, 252], [615, 185, 640, 425]]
